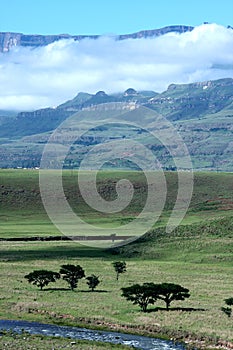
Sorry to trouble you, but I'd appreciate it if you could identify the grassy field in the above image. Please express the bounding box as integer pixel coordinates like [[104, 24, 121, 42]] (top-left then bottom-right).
[[0, 332, 133, 350], [0, 237, 233, 345], [1, 170, 233, 348], [1, 169, 233, 238]]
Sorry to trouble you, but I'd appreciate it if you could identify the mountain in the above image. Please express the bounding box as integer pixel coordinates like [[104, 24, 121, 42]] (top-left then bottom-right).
[[0, 78, 233, 171], [0, 89, 157, 137], [0, 25, 194, 52]]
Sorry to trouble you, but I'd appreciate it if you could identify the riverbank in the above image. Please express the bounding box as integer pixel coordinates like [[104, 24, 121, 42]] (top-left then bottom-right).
[[30, 315, 233, 350], [0, 319, 185, 350], [0, 315, 233, 350], [0, 331, 135, 350]]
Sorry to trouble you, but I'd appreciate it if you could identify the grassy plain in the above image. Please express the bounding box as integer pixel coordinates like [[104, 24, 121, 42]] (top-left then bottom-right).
[[1, 169, 233, 238], [0, 170, 233, 347]]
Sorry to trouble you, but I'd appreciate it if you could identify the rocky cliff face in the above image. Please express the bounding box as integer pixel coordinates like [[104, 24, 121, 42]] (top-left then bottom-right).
[[0, 32, 99, 52], [0, 25, 194, 52]]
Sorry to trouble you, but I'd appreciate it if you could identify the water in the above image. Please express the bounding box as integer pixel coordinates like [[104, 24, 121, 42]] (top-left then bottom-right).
[[0, 319, 185, 350]]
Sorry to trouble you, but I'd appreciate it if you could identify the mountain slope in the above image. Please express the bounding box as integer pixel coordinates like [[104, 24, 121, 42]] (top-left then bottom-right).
[[0, 78, 233, 170], [147, 78, 233, 121]]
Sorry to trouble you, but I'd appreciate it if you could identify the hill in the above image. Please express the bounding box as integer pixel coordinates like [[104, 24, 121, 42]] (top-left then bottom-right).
[[111, 215, 233, 263], [0, 78, 233, 171], [1, 169, 233, 240]]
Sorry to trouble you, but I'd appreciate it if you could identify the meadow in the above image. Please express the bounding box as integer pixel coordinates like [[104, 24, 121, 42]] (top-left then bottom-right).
[[0, 169, 233, 348]]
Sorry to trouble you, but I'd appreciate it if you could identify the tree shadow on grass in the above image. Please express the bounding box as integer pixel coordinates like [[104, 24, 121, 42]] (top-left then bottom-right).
[[146, 306, 207, 313], [79, 289, 109, 293], [43, 287, 70, 291], [42, 288, 109, 293]]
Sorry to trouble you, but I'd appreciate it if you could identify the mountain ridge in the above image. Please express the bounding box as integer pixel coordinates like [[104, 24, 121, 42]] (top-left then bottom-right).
[[0, 25, 195, 52], [0, 77, 233, 171]]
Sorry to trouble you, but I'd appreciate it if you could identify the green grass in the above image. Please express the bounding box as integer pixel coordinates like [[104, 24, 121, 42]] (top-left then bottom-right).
[[1, 169, 233, 239], [115, 215, 233, 262], [1, 170, 233, 347], [0, 332, 133, 349], [0, 238, 233, 344]]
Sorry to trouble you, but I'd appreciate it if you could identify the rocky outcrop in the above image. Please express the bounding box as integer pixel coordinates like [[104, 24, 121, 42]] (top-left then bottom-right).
[[118, 25, 194, 39], [0, 25, 194, 52], [0, 32, 99, 52]]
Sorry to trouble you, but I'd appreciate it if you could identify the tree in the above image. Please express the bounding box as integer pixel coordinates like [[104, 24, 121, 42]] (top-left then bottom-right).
[[121, 283, 158, 312], [24, 270, 60, 290], [225, 297, 233, 306], [60, 264, 85, 290], [112, 261, 126, 280], [156, 283, 190, 310], [221, 297, 233, 317], [221, 307, 232, 317], [86, 274, 100, 292]]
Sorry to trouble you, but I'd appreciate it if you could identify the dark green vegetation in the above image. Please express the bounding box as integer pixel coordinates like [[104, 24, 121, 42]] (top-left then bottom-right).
[[59, 264, 85, 290], [221, 298, 233, 318], [0, 78, 233, 171], [1, 170, 233, 347], [121, 283, 190, 311], [86, 274, 100, 291], [24, 270, 60, 290], [121, 283, 159, 312], [112, 261, 127, 280]]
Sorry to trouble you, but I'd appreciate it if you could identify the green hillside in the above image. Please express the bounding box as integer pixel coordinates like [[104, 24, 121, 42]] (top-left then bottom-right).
[[112, 215, 233, 263], [0, 78, 233, 170], [1, 169, 233, 239]]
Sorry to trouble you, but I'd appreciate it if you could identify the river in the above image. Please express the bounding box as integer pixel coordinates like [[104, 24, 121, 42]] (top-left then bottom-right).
[[0, 319, 185, 350]]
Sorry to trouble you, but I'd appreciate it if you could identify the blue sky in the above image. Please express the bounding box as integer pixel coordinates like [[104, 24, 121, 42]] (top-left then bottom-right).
[[0, 1, 233, 111], [1, 0, 233, 35]]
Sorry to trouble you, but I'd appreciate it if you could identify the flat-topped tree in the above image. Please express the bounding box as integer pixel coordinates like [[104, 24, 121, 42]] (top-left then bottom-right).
[[121, 283, 159, 312], [24, 270, 60, 290], [157, 283, 190, 310], [60, 264, 85, 290]]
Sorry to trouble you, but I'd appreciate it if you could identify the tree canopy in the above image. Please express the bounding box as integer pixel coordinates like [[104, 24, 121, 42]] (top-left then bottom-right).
[[121, 282, 190, 311], [86, 274, 100, 292], [112, 261, 126, 280], [156, 283, 190, 310], [59, 264, 85, 290], [121, 283, 159, 312], [24, 270, 60, 290]]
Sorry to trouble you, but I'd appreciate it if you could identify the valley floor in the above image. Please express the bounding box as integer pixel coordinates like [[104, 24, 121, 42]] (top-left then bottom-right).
[[0, 239, 233, 348], [1, 170, 233, 348]]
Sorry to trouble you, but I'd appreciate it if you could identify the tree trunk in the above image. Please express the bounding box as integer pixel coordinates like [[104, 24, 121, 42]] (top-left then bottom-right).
[[166, 300, 170, 310], [142, 303, 147, 312]]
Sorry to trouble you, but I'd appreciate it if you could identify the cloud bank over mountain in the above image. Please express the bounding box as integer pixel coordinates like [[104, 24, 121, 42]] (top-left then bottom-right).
[[0, 23, 233, 111]]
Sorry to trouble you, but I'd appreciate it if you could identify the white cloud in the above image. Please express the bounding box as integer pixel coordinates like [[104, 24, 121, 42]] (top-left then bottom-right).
[[0, 23, 233, 111]]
